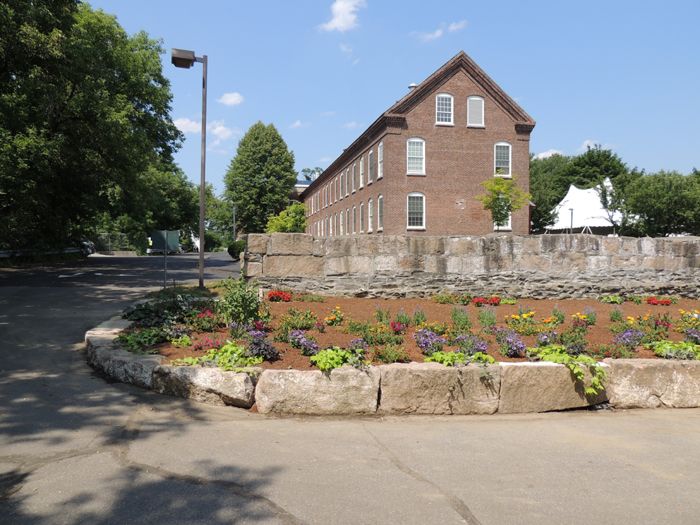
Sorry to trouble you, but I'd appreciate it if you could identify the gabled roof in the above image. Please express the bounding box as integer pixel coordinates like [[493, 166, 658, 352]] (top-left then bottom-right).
[[301, 51, 535, 198]]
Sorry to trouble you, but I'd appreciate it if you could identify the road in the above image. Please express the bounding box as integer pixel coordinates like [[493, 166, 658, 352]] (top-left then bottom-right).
[[1, 254, 699, 524]]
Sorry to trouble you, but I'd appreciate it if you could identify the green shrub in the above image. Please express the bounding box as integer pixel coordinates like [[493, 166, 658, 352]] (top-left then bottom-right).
[[394, 309, 412, 327], [600, 294, 624, 304], [450, 307, 472, 333], [500, 297, 517, 305], [551, 307, 565, 326], [375, 307, 391, 325], [648, 340, 700, 360], [217, 278, 260, 326], [310, 346, 366, 372], [276, 308, 318, 340], [227, 240, 246, 260], [432, 292, 456, 304], [457, 294, 473, 305], [202, 342, 263, 370], [265, 202, 307, 233], [413, 309, 427, 326], [425, 351, 495, 367], [294, 293, 325, 303], [373, 344, 410, 364], [116, 327, 166, 353], [477, 308, 497, 331], [609, 308, 623, 323]]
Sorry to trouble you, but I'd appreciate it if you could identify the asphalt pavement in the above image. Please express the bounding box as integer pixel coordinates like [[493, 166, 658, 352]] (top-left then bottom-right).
[[1, 253, 699, 524]]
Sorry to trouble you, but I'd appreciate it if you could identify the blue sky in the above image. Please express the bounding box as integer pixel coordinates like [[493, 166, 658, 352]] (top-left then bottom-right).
[[90, 0, 700, 193]]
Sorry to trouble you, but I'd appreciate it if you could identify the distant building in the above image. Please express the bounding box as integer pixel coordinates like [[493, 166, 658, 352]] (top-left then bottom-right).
[[301, 51, 535, 237]]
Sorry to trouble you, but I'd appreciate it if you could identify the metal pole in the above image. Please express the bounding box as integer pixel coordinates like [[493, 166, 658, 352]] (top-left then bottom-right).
[[569, 208, 574, 234], [197, 55, 208, 289]]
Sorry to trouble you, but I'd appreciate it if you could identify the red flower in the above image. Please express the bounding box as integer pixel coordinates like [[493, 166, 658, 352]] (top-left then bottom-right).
[[267, 290, 292, 302]]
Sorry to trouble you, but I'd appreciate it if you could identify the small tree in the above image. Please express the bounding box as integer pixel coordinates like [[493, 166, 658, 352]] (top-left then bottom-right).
[[477, 177, 530, 229], [266, 202, 307, 233]]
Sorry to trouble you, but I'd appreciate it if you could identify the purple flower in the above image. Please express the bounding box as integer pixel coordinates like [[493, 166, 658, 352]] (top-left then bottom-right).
[[453, 334, 488, 355], [537, 331, 559, 347], [414, 329, 446, 356], [685, 329, 700, 345], [348, 338, 368, 351], [493, 327, 526, 357], [613, 329, 644, 348], [288, 330, 319, 356]]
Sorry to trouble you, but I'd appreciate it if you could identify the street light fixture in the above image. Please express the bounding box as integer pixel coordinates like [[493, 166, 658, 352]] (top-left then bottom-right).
[[171, 48, 208, 289]]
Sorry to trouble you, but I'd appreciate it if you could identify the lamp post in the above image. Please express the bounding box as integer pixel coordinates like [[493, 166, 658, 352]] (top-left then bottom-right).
[[171, 48, 207, 289]]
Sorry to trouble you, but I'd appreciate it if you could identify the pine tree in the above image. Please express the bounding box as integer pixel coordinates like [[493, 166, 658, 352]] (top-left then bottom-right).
[[224, 122, 297, 233]]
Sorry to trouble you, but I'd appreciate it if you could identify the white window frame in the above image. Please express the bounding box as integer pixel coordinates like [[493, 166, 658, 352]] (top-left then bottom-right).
[[406, 192, 426, 230], [368, 150, 374, 184], [378, 142, 384, 179], [345, 168, 349, 196], [360, 202, 365, 233], [352, 163, 357, 193], [339, 173, 344, 199], [435, 93, 454, 125], [335, 177, 340, 201], [359, 155, 364, 188], [494, 142, 512, 177], [367, 198, 373, 233], [406, 138, 425, 176], [346, 208, 350, 235], [377, 194, 384, 231], [467, 96, 485, 128], [340, 211, 344, 235], [494, 212, 512, 232], [352, 206, 357, 234]]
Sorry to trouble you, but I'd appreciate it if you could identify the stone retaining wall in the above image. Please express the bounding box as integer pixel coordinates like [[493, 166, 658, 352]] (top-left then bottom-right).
[[86, 319, 700, 415], [242, 233, 699, 298]]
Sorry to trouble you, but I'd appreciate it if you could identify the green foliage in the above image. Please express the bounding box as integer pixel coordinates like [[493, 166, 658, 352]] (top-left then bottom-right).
[[217, 278, 261, 326], [265, 202, 307, 233], [500, 297, 517, 305], [425, 351, 495, 367], [394, 310, 412, 327], [528, 345, 606, 396], [0, 3, 184, 250], [551, 307, 566, 326], [348, 321, 403, 346], [450, 307, 472, 333], [172, 356, 201, 367], [609, 308, 623, 323], [623, 171, 700, 236], [529, 153, 573, 232], [116, 327, 166, 353], [600, 294, 624, 304], [648, 340, 700, 360], [413, 309, 427, 326], [477, 308, 497, 330], [202, 342, 263, 370], [171, 335, 192, 348], [375, 307, 391, 325], [626, 295, 643, 305], [227, 240, 246, 260], [432, 292, 457, 304], [224, 122, 297, 233], [277, 308, 318, 340], [476, 177, 531, 228], [310, 346, 366, 372], [373, 344, 411, 364], [294, 293, 325, 303]]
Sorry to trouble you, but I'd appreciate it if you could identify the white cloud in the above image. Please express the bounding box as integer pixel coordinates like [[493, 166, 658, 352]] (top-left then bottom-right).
[[320, 110, 336, 117], [208, 120, 234, 141], [290, 120, 308, 129], [320, 0, 366, 32], [448, 20, 467, 32], [217, 92, 244, 106], [580, 139, 599, 151], [174, 117, 200, 134], [414, 19, 468, 42], [534, 149, 564, 160], [339, 43, 360, 65], [342, 121, 358, 129]]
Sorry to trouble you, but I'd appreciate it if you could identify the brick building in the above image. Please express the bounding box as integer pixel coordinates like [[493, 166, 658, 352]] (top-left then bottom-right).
[[301, 51, 535, 237]]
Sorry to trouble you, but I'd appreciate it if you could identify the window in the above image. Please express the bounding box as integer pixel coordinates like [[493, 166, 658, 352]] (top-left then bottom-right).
[[377, 194, 384, 231], [331, 182, 334, 204], [359, 156, 364, 188], [407, 192, 425, 230], [494, 212, 512, 231], [352, 163, 357, 192], [378, 142, 384, 179], [367, 199, 373, 232], [346, 208, 350, 235], [329, 215, 333, 236], [467, 96, 485, 127], [345, 169, 349, 196], [368, 150, 375, 184], [336, 177, 340, 201], [407, 138, 425, 175], [494, 142, 512, 177], [339, 173, 344, 199], [360, 202, 365, 232], [352, 206, 357, 234], [435, 93, 454, 125], [340, 211, 344, 235]]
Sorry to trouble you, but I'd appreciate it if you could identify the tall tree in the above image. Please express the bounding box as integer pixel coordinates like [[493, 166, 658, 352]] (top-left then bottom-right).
[[624, 171, 700, 236], [224, 122, 297, 233], [0, 1, 181, 249], [529, 153, 572, 232], [476, 177, 530, 229]]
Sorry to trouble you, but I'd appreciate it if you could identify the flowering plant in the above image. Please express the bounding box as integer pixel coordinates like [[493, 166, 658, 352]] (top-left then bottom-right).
[[452, 334, 488, 355], [288, 330, 319, 356], [267, 290, 292, 302], [677, 309, 700, 331], [613, 328, 644, 349], [505, 310, 538, 335], [472, 296, 501, 307], [686, 329, 700, 345], [390, 321, 407, 334], [414, 329, 447, 356], [492, 327, 526, 357], [324, 306, 344, 326], [189, 308, 220, 332], [192, 334, 225, 352], [646, 296, 672, 306], [417, 321, 449, 335]]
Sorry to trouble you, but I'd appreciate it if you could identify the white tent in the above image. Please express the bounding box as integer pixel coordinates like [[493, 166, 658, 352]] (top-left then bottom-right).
[[546, 178, 621, 232]]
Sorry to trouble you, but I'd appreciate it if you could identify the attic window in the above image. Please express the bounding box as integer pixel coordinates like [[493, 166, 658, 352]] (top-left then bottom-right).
[[435, 94, 453, 125], [467, 96, 485, 127]]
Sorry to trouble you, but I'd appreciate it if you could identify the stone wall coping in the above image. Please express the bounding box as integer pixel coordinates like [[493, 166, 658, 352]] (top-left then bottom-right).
[[85, 312, 700, 415]]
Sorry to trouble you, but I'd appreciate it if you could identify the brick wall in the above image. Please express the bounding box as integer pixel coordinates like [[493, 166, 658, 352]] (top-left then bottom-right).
[[243, 233, 700, 299]]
